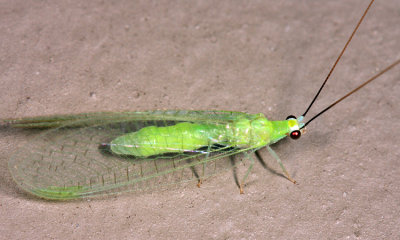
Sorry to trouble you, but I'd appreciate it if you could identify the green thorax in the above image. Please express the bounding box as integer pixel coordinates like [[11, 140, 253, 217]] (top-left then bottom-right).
[[226, 113, 294, 148]]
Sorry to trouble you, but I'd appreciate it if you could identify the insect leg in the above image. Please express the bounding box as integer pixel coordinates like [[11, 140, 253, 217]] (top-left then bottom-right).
[[186, 159, 201, 187], [229, 155, 240, 190], [267, 146, 296, 184], [196, 142, 212, 187], [239, 151, 255, 194]]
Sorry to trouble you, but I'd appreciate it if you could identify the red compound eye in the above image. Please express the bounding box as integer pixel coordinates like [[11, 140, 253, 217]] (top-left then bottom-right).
[[290, 130, 301, 140]]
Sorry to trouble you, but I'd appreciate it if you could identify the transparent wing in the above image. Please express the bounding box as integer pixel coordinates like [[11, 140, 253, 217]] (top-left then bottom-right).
[[8, 111, 256, 200], [2, 110, 250, 128]]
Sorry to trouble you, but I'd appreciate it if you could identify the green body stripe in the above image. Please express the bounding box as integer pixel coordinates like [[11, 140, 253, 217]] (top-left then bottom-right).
[[32, 186, 86, 200]]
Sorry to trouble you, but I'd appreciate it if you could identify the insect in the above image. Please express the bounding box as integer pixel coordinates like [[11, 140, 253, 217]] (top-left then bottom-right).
[[3, 0, 399, 200]]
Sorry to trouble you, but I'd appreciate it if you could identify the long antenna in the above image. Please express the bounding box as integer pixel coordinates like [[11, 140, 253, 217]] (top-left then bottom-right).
[[302, 0, 375, 117], [302, 59, 400, 128]]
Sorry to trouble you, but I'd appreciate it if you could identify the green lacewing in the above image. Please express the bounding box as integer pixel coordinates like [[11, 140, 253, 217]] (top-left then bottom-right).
[[3, 0, 400, 200]]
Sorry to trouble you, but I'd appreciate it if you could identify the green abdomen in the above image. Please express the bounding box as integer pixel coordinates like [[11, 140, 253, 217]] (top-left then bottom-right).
[[110, 122, 225, 157]]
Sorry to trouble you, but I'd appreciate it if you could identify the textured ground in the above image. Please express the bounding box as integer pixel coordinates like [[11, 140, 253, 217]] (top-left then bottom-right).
[[1, 0, 399, 239]]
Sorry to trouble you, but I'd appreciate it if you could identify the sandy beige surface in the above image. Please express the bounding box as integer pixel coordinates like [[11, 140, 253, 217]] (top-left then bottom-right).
[[1, 0, 399, 239]]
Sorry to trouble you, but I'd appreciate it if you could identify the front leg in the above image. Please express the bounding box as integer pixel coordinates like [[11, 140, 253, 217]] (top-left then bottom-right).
[[267, 146, 296, 184]]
